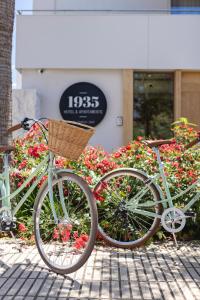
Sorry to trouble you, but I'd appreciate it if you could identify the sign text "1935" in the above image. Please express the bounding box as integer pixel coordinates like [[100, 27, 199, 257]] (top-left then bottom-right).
[[68, 96, 100, 108]]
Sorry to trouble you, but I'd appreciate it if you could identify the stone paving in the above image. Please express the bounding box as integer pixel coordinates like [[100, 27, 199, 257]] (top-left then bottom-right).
[[0, 239, 200, 299]]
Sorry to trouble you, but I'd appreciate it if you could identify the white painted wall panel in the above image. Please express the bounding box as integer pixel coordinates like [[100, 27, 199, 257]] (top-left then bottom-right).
[[16, 14, 200, 70], [21, 69, 123, 151], [33, 0, 170, 11], [16, 15, 148, 69], [33, 0, 56, 10], [149, 16, 200, 69]]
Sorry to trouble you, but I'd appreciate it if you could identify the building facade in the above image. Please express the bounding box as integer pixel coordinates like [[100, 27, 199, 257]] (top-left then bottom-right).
[[15, 0, 200, 151]]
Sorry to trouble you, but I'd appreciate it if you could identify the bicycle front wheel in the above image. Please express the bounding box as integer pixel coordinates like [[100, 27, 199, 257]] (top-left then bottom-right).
[[94, 168, 162, 248], [34, 171, 97, 275]]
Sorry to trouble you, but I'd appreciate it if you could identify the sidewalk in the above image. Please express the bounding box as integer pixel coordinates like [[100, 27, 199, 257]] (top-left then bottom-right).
[[0, 240, 200, 299]]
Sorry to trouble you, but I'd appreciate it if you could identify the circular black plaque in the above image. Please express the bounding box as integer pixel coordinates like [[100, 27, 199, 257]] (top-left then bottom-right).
[[59, 82, 107, 126]]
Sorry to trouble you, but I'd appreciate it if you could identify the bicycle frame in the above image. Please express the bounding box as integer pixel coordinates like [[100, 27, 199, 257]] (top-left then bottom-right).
[[0, 151, 52, 217], [126, 145, 200, 219], [154, 146, 200, 213]]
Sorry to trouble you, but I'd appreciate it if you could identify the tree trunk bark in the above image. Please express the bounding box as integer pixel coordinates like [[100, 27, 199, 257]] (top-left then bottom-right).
[[0, 0, 15, 145]]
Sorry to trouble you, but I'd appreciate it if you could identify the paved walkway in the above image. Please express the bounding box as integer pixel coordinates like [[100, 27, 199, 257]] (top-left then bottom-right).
[[0, 239, 200, 299]]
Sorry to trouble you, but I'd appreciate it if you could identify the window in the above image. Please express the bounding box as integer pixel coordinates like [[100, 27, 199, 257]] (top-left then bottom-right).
[[172, 0, 200, 6], [172, 0, 200, 14]]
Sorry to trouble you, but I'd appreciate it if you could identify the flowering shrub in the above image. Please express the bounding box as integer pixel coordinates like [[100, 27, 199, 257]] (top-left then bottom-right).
[[11, 118, 199, 242], [52, 224, 89, 249]]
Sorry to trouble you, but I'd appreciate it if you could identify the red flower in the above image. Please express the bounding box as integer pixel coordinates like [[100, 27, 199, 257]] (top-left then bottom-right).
[[28, 143, 48, 158], [188, 127, 194, 132], [64, 189, 68, 196], [73, 231, 79, 239], [38, 175, 48, 188], [102, 159, 110, 166], [93, 191, 105, 202], [53, 228, 59, 239], [28, 146, 40, 158], [80, 234, 89, 242], [18, 160, 27, 170], [55, 157, 65, 168], [15, 172, 23, 179], [85, 176, 93, 185], [120, 147, 127, 153], [114, 152, 121, 158], [126, 145, 131, 150], [74, 237, 86, 249], [61, 229, 70, 242], [97, 181, 108, 193], [172, 162, 179, 168], [60, 225, 72, 242], [187, 170, 196, 178], [66, 224, 72, 231], [18, 223, 27, 232], [39, 144, 48, 151], [17, 182, 23, 188]]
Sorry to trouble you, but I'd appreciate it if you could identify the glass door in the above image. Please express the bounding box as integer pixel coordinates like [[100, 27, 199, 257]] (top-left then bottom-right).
[[133, 72, 174, 139]]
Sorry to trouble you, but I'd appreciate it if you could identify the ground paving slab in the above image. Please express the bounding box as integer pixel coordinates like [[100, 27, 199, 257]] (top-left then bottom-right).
[[0, 239, 200, 299]]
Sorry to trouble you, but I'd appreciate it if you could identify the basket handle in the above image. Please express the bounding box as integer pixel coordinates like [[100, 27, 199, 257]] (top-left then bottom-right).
[[66, 121, 95, 131]]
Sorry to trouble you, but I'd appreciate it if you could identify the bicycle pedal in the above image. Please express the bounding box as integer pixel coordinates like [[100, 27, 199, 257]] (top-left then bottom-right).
[[185, 211, 196, 221], [0, 220, 16, 232]]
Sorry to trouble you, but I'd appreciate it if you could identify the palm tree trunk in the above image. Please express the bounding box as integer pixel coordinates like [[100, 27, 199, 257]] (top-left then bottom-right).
[[0, 0, 15, 145]]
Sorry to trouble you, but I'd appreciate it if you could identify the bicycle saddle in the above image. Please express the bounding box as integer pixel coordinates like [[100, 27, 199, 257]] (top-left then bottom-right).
[[144, 139, 175, 148], [0, 146, 16, 154]]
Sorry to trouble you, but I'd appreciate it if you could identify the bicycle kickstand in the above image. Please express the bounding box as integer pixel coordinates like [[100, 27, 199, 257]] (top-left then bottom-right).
[[10, 231, 23, 252], [172, 232, 180, 249]]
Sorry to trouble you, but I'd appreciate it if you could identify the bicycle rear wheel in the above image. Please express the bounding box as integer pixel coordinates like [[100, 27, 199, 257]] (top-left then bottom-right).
[[34, 171, 97, 274], [94, 168, 162, 248]]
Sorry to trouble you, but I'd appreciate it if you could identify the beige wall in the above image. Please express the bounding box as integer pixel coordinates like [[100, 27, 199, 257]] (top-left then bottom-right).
[[175, 71, 200, 128], [181, 72, 200, 128]]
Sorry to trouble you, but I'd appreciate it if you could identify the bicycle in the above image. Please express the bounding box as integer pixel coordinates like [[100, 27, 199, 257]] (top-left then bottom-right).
[[94, 134, 200, 248], [0, 118, 97, 274]]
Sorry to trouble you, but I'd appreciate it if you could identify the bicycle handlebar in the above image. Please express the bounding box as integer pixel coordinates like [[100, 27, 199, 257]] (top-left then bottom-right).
[[7, 118, 40, 134], [7, 123, 22, 133]]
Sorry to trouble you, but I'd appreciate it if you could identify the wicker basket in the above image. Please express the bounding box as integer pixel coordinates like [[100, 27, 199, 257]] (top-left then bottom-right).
[[48, 119, 95, 160]]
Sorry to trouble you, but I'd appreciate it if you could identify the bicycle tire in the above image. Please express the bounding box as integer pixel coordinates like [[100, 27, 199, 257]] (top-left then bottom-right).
[[94, 168, 163, 248], [34, 171, 97, 274]]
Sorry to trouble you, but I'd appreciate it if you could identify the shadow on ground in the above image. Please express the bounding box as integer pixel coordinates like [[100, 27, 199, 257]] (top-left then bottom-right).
[[0, 240, 199, 299]]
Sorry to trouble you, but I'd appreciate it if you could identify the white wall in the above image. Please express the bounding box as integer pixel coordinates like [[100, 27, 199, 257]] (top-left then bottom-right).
[[149, 16, 200, 69], [16, 14, 200, 70], [12, 89, 40, 125], [21, 69, 123, 151], [33, 0, 55, 10], [33, 0, 170, 11]]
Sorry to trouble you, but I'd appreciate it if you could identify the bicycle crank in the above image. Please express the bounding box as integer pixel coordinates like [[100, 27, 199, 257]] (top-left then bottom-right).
[[161, 208, 186, 234]]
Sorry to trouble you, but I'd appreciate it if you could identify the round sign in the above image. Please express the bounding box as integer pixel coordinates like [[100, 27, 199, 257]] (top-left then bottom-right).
[[59, 82, 107, 126]]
